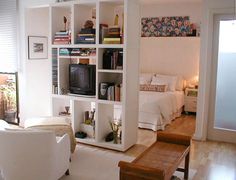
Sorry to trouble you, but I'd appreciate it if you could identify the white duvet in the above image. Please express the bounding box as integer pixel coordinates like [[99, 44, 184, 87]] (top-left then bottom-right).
[[139, 91, 184, 123]]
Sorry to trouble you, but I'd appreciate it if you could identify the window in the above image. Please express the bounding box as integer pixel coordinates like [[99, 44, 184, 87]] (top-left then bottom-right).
[[214, 20, 236, 131], [0, 0, 17, 72], [0, 0, 19, 124]]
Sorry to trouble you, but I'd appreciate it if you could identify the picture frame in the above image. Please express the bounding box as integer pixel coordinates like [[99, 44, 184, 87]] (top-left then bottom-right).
[[28, 36, 48, 60]]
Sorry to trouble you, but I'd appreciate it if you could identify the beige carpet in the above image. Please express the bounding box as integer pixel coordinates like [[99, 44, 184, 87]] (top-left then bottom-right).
[[60, 145, 196, 180]]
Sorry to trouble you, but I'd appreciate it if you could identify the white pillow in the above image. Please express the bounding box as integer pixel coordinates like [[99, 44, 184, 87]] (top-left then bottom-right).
[[139, 73, 154, 85], [152, 74, 177, 91], [176, 76, 184, 91]]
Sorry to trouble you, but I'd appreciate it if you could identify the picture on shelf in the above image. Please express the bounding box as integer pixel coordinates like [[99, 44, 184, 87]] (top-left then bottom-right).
[[28, 36, 48, 59]]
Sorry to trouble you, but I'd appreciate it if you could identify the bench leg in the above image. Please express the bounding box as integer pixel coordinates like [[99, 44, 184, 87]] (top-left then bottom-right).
[[184, 152, 190, 180], [65, 169, 70, 176]]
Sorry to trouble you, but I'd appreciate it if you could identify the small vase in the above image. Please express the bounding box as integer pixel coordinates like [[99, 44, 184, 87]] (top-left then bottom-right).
[[113, 132, 118, 144]]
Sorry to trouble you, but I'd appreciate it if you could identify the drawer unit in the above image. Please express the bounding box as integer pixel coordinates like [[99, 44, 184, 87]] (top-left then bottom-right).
[[184, 88, 198, 113]]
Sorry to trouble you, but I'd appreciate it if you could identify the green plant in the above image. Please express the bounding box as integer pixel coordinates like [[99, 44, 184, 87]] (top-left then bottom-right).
[[0, 79, 16, 111]]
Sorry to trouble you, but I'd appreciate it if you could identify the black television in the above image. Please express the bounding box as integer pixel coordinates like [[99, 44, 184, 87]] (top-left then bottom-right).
[[69, 64, 96, 96]]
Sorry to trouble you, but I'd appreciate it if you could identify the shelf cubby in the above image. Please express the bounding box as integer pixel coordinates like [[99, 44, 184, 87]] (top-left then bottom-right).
[[73, 2, 97, 45], [99, 1, 124, 45], [72, 100, 96, 141], [98, 48, 123, 70], [97, 103, 122, 144], [98, 72, 123, 102], [51, 5, 72, 44], [51, 97, 72, 118], [58, 47, 97, 65]]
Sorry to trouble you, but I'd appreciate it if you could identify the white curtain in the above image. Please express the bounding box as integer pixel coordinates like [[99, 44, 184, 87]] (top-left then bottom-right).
[[0, 0, 17, 72]]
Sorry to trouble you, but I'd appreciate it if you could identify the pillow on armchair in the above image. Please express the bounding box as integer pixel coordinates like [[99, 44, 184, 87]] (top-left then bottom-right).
[[24, 117, 76, 153]]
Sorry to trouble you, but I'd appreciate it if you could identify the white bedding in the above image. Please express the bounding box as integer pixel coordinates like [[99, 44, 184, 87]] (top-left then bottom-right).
[[139, 91, 184, 131]]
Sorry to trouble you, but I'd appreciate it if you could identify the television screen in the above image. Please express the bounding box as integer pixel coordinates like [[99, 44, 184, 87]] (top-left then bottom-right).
[[69, 64, 96, 96]]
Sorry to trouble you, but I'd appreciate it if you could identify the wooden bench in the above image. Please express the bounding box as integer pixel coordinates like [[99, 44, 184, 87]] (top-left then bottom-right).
[[119, 132, 192, 180]]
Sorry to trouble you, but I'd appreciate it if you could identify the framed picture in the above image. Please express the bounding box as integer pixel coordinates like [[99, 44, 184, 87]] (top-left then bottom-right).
[[28, 36, 48, 60]]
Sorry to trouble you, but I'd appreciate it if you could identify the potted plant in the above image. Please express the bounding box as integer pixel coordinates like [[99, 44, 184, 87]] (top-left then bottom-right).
[[0, 79, 17, 123]]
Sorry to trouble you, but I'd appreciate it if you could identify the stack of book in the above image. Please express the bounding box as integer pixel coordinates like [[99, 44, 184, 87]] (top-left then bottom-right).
[[103, 26, 121, 44], [103, 49, 123, 70], [52, 49, 58, 94], [70, 48, 81, 56], [53, 31, 71, 45], [99, 83, 122, 102], [99, 24, 108, 44], [108, 84, 121, 101], [77, 28, 95, 44], [59, 48, 70, 56]]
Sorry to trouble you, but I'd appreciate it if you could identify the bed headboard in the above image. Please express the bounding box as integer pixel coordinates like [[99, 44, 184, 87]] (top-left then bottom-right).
[[140, 37, 200, 84]]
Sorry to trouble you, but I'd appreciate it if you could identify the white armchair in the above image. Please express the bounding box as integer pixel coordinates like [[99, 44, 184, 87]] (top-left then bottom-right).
[[0, 130, 70, 180]]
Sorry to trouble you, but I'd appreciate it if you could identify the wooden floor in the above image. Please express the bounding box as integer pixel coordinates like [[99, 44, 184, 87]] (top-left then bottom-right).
[[126, 115, 236, 180], [12, 114, 236, 179]]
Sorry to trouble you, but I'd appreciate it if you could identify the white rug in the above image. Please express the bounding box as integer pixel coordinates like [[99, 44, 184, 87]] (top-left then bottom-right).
[[60, 145, 196, 180]]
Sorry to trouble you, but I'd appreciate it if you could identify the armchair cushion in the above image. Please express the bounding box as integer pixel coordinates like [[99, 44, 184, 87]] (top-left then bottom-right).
[[24, 117, 76, 153], [0, 130, 70, 180]]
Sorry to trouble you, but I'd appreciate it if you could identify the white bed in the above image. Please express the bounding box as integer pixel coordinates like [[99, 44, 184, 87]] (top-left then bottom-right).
[[138, 73, 185, 131], [139, 91, 184, 131]]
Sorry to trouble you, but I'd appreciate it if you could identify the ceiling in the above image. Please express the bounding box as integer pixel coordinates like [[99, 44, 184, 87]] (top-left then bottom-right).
[[140, 0, 202, 4]]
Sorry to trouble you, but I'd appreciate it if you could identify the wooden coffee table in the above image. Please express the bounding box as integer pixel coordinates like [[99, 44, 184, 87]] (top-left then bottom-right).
[[119, 132, 191, 180]]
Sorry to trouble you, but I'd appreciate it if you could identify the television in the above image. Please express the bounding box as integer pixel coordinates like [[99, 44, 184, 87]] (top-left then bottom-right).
[[69, 64, 96, 96]]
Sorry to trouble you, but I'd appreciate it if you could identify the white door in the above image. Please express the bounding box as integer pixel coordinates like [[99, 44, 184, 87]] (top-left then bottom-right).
[[207, 14, 236, 143]]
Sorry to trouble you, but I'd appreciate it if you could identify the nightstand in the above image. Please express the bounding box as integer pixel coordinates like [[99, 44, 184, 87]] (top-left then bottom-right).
[[184, 88, 198, 113]]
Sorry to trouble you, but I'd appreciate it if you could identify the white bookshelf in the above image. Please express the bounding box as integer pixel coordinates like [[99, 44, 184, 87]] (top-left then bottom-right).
[[49, 0, 140, 151]]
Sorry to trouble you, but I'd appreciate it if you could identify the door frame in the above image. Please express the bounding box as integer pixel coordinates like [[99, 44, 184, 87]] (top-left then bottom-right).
[[207, 13, 236, 143]]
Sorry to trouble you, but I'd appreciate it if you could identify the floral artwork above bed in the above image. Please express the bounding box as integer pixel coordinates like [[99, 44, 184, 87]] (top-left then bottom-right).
[[141, 16, 192, 37]]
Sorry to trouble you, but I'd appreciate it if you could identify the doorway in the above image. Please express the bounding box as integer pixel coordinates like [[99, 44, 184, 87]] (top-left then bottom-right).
[[208, 14, 236, 143]]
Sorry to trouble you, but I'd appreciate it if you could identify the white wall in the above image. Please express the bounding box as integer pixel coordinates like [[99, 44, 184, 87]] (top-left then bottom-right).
[[196, 0, 235, 140], [140, 37, 200, 82], [18, 0, 54, 125], [140, 2, 202, 82]]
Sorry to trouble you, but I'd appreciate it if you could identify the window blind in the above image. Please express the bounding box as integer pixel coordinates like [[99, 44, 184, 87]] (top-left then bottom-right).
[[0, 0, 17, 72]]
